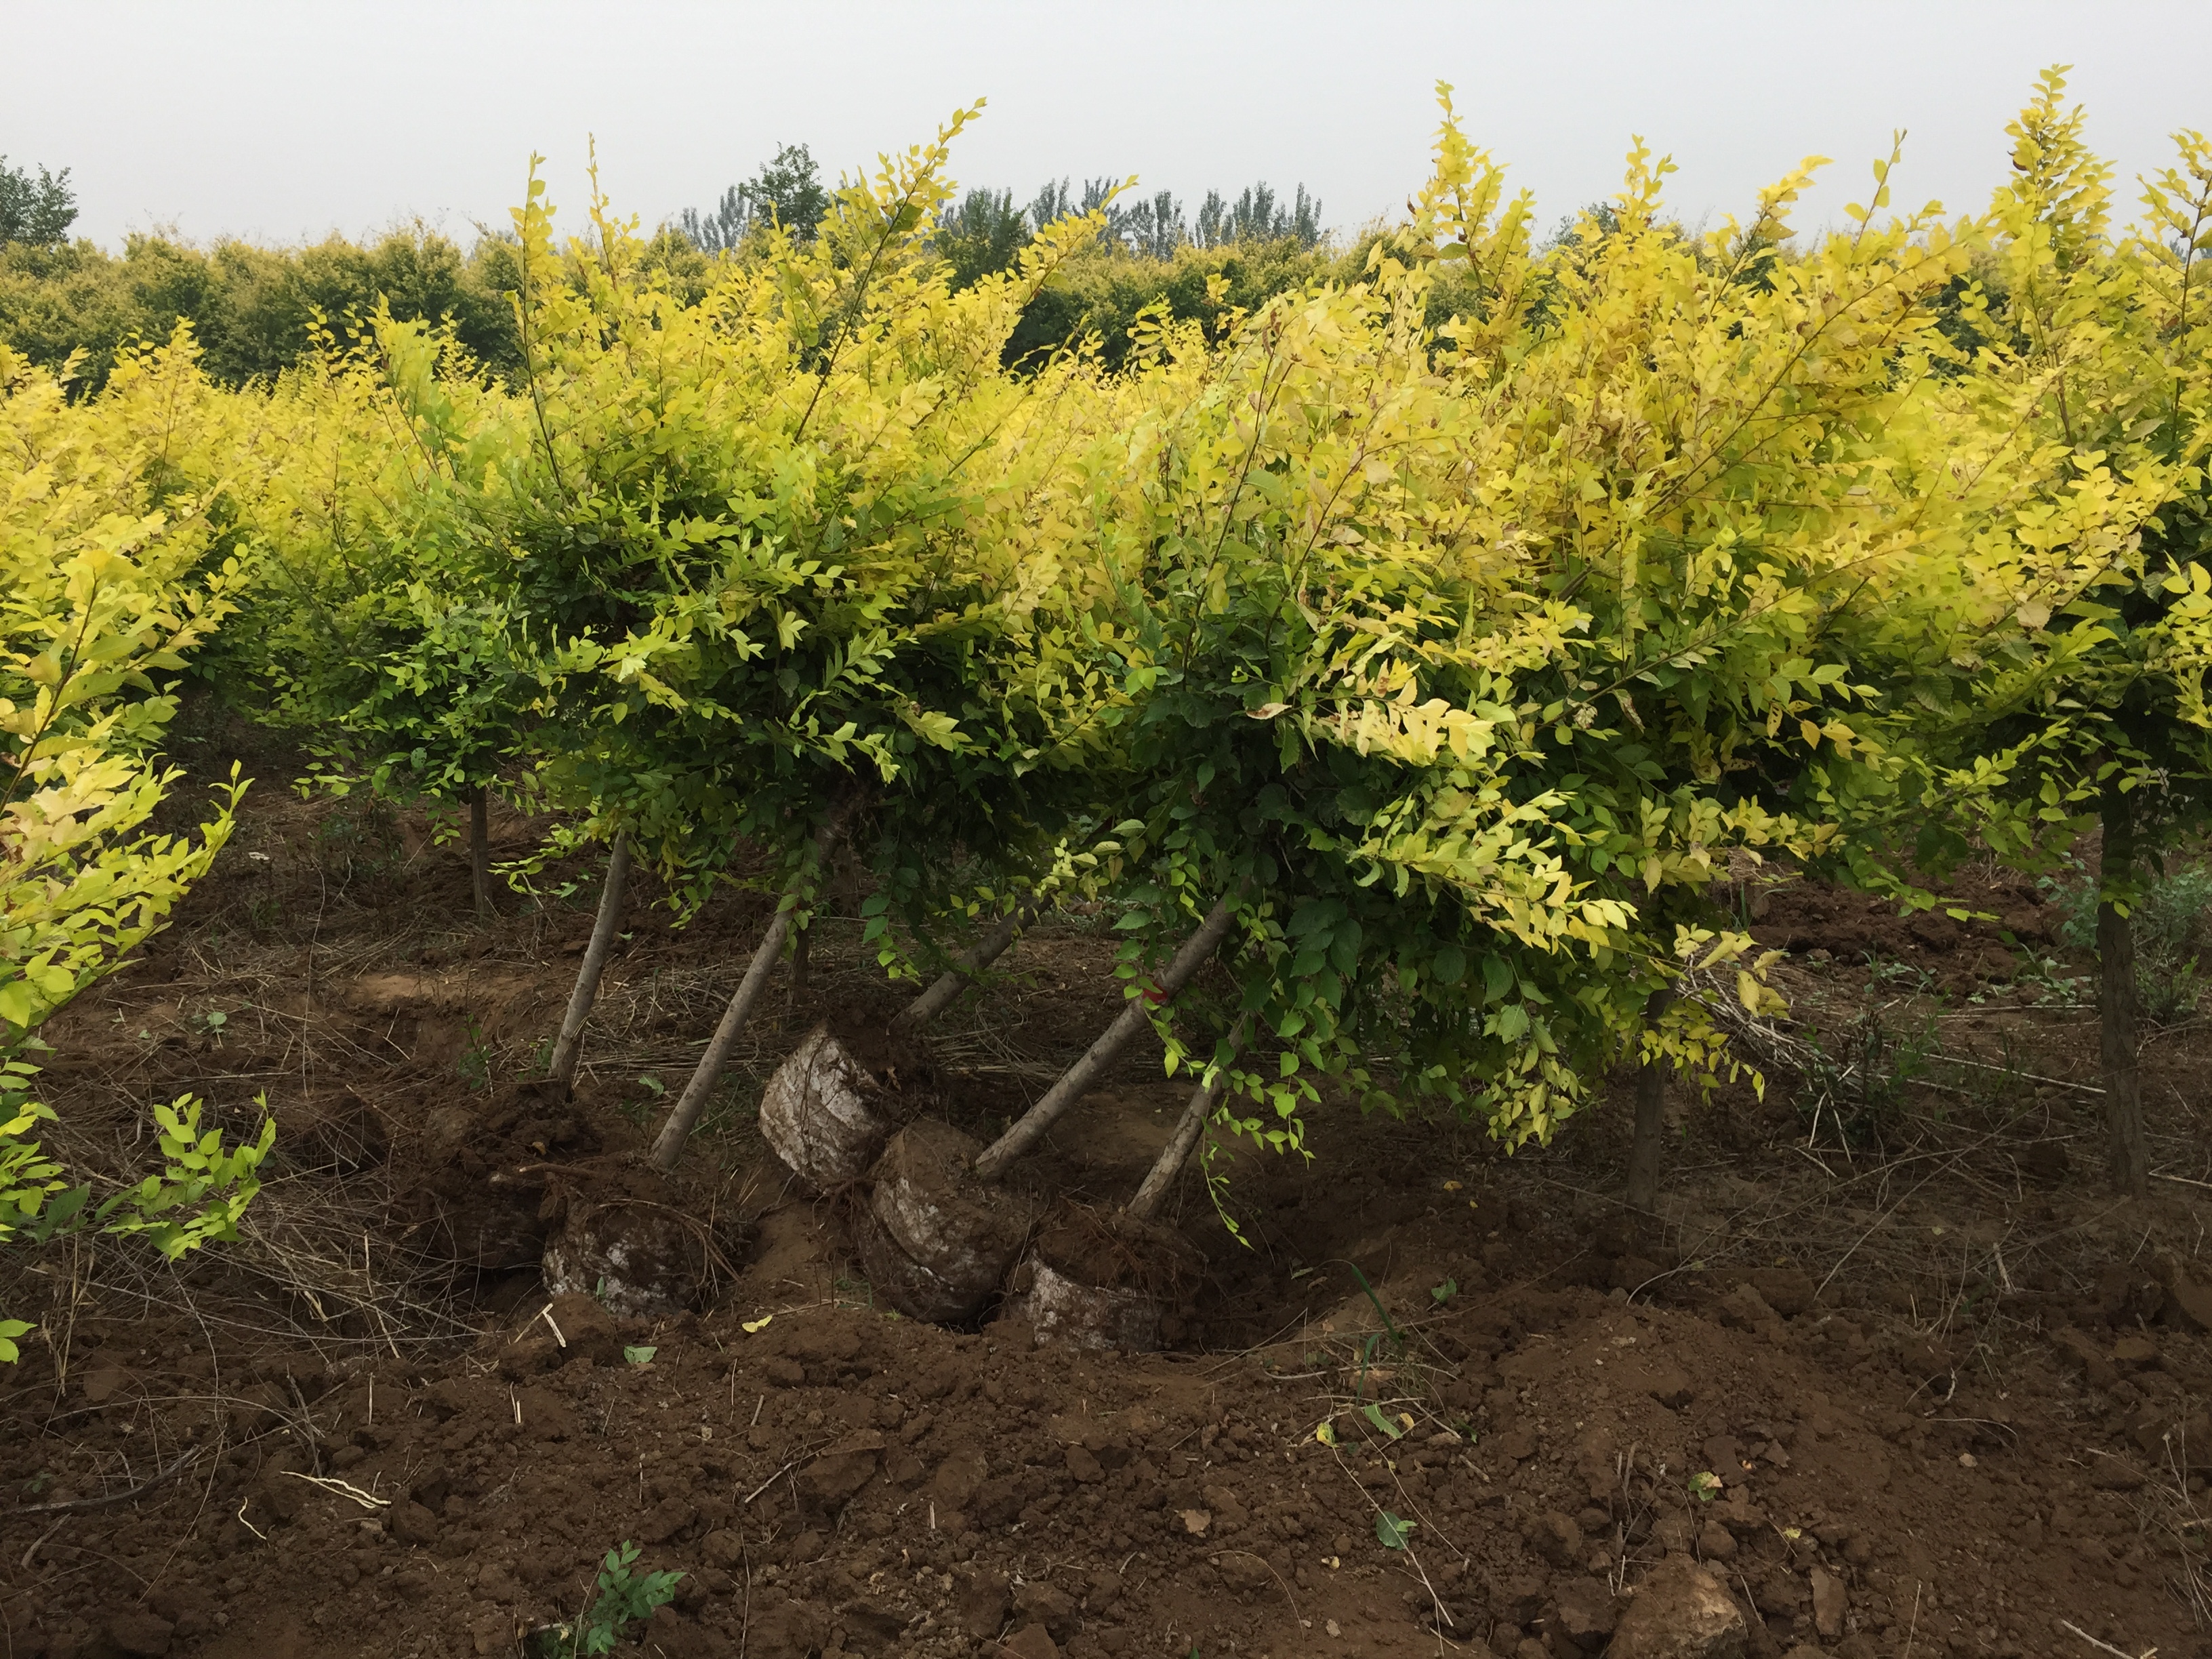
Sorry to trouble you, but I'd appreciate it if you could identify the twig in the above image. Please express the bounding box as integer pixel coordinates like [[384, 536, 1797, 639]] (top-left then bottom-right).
[[20, 1518, 66, 1570], [289, 1375, 325, 1475], [278, 1470, 390, 1509], [538, 1303, 567, 1347], [1930, 1052, 2104, 1094], [1815, 1162, 1958, 1300], [743, 1446, 830, 1506], [1324, 1450, 1453, 1632], [2059, 1619, 2155, 1659], [12, 1448, 201, 1516]]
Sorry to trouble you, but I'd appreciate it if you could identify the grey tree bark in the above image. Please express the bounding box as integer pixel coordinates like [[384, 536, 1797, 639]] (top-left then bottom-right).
[[548, 835, 630, 1099], [470, 789, 494, 919], [2098, 785, 2149, 1197], [972, 892, 1240, 1181], [1124, 1020, 1248, 1223], [1624, 989, 1673, 1216], [650, 817, 844, 1172], [890, 898, 1044, 1036]]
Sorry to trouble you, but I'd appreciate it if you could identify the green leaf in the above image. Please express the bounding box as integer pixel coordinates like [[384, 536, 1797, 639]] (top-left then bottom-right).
[[1361, 1402, 1403, 1440], [1375, 1511, 1416, 1549], [624, 1346, 657, 1366]]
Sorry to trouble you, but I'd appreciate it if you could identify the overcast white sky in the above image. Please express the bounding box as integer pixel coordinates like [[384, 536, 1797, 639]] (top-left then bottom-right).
[[9, 1, 2212, 251]]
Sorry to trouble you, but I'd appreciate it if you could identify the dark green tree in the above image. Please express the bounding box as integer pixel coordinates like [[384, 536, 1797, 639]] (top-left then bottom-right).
[[679, 186, 748, 254], [0, 159, 76, 247], [680, 142, 830, 250], [1193, 182, 1322, 248], [1119, 190, 1185, 258], [936, 187, 1028, 288]]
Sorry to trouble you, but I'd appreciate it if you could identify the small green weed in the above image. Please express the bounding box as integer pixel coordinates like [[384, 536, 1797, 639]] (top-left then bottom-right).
[[1862, 950, 1940, 996], [2049, 860, 2212, 1024], [530, 1541, 682, 1657], [308, 793, 405, 886], [2011, 950, 2091, 1008], [2143, 956, 2203, 1025], [1799, 1008, 1933, 1145], [458, 1017, 492, 1092], [615, 1073, 666, 1129]]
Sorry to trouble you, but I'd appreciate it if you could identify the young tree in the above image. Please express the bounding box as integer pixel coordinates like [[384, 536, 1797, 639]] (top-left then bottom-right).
[[0, 334, 274, 1357], [386, 119, 1133, 1160], [241, 319, 536, 918], [0, 159, 75, 248], [936, 187, 1029, 288], [678, 142, 830, 252], [1894, 78, 2212, 1195]]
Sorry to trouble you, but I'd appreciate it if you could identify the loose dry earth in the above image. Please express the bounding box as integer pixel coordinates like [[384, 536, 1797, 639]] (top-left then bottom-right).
[[6, 732, 2212, 1659]]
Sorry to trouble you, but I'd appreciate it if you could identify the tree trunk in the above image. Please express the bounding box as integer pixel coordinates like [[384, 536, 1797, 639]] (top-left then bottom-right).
[[650, 817, 844, 1173], [1625, 989, 1673, 1216], [972, 892, 1240, 1181], [2098, 786, 2150, 1197], [1125, 1021, 1247, 1223], [470, 789, 494, 920], [891, 898, 1044, 1036], [790, 921, 810, 1002], [548, 834, 630, 1099]]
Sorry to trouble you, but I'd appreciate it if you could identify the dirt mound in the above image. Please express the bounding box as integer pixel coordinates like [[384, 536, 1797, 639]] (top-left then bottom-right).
[[4, 766, 2210, 1658], [7, 1259, 2196, 1659]]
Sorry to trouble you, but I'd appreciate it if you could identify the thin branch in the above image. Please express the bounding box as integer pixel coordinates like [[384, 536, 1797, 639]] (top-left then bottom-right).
[[13, 1448, 201, 1516]]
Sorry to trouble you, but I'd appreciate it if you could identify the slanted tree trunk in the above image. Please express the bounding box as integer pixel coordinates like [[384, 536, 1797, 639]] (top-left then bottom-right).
[[651, 816, 845, 1173], [891, 898, 1044, 1036], [1625, 989, 1673, 1216], [1125, 1020, 1247, 1223], [2098, 785, 2150, 1197], [470, 789, 495, 920], [972, 892, 1240, 1181], [548, 835, 631, 1099]]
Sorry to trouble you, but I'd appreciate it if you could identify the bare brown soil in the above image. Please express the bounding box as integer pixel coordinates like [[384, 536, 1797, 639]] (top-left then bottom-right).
[[5, 741, 2212, 1659]]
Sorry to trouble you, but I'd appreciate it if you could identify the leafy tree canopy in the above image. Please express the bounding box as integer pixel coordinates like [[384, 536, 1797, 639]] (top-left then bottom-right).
[[678, 142, 830, 251], [0, 159, 75, 248]]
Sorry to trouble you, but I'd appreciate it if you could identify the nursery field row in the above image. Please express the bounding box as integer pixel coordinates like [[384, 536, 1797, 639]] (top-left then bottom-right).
[[0, 78, 2210, 1654]]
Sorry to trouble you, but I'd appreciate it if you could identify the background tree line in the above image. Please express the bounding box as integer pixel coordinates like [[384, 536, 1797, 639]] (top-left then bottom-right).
[[0, 142, 1353, 390]]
